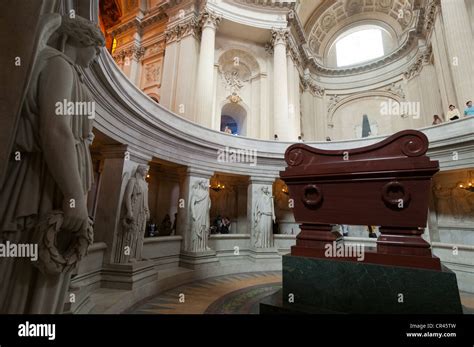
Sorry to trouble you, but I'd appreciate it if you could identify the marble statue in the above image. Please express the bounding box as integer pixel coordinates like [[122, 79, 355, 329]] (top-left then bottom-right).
[[115, 165, 150, 263], [0, 14, 104, 313], [190, 180, 211, 252], [253, 186, 275, 248]]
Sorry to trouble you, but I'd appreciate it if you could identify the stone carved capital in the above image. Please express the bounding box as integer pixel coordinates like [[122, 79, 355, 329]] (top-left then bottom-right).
[[113, 44, 145, 64], [271, 28, 289, 47], [199, 9, 222, 30], [165, 17, 200, 43]]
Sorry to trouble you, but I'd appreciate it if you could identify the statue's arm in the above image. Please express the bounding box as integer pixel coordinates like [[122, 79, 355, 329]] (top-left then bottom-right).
[[38, 57, 87, 231], [271, 196, 276, 222], [123, 179, 134, 219], [190, 196, 196, 221], [144, 182, 150, 220]]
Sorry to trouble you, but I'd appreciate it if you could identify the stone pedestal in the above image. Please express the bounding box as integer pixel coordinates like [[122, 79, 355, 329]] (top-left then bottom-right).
[[101, 260, 157, 290], [179, 250, 219, 270], [248, 247, 280, 261], [261, 255, 463, 314]]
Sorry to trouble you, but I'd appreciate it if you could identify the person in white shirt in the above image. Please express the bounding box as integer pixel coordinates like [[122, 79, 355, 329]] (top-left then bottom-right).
[[446, 104, 461, 121]]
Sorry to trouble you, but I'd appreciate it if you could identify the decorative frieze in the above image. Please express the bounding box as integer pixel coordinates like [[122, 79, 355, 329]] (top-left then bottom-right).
[[144, 41, 165, 58]]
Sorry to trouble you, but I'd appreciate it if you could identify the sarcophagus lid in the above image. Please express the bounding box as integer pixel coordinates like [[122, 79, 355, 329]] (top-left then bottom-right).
[[280, 130, 439, 228]]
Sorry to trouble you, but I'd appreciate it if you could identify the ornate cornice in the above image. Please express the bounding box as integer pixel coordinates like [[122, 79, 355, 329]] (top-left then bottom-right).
[[109, 11, 167, 38], [301, 69, 324, 97], [234, 0, 296, 9], [422, 0, 441, 40], [303, 80, 325, 97], [287, 34, 303, 66], [403, 46, 432, 80], [110, 17, 142, 37]]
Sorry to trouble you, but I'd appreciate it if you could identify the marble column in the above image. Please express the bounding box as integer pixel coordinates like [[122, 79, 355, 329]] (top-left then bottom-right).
[[93, 145, 151, 264], [431, 14, 458, 114], [419, 64, 443, 126], [161, 13, 200, 121], [195, 10, 221, 128], [272, 28, 290, 141], [440, 0, 474, 109], [287, 54, 300, 141], [247, 176, 276, 249]]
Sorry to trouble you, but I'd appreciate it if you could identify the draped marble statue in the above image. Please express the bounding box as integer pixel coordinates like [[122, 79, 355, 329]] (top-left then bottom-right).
[[253, 186, 275, 248], [0, 14, 104, 313], [115, 165, 150, 263], [189, 180, 211, 252]]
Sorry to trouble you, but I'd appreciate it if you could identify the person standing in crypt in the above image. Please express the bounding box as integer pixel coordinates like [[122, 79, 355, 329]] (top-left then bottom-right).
[[0, 14, 105, 313], [253, 186, 276, 248]]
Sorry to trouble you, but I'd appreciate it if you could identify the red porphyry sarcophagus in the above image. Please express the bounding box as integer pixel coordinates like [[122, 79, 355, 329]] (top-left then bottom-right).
[[280, 130, 442, 270]]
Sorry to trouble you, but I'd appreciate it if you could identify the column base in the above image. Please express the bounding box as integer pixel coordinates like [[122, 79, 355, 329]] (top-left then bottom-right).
[[248, 247, 281, 261], [179, 250, 219, 269], [101, 260, 157, 290]]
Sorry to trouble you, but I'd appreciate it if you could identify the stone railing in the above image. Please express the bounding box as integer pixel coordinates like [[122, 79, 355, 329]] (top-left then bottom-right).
[[84, 50, 474, 176]]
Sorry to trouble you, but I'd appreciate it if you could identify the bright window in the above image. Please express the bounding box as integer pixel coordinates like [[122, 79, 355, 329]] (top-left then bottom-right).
[[336, 28, 384, 67]]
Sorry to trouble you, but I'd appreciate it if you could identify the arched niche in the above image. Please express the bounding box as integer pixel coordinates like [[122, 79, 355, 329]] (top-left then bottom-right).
[[328, 91, 408, 140], [221, 102, 248, 136]]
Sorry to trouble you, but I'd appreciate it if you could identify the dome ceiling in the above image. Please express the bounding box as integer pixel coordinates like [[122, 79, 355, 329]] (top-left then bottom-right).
[[304, 0, 416, 57]]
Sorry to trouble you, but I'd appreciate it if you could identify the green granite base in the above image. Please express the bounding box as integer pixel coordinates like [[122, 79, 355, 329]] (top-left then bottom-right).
[[275, 255, 463, 314]]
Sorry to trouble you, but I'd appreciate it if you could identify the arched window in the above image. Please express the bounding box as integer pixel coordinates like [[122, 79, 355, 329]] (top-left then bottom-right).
[[334, 25, 385, 67]]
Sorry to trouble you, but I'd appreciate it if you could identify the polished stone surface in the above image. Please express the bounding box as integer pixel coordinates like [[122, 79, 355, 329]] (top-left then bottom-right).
[[282, 255, 463, 314]]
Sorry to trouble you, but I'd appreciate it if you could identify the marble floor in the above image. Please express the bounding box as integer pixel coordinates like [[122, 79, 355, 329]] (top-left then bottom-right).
[[129, 271, 474, 314], [130, 271, 282, 314]]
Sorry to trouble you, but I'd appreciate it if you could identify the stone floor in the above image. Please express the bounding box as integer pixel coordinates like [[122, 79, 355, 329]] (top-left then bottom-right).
[[129, 271, 282, 314], [129, 271, 474, 314]]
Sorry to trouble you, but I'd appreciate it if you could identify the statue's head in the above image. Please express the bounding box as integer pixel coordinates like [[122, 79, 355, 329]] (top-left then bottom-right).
[[261, 186, 269, 194], [136, 165, 149, 178], [57, 15, 105, 67]]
